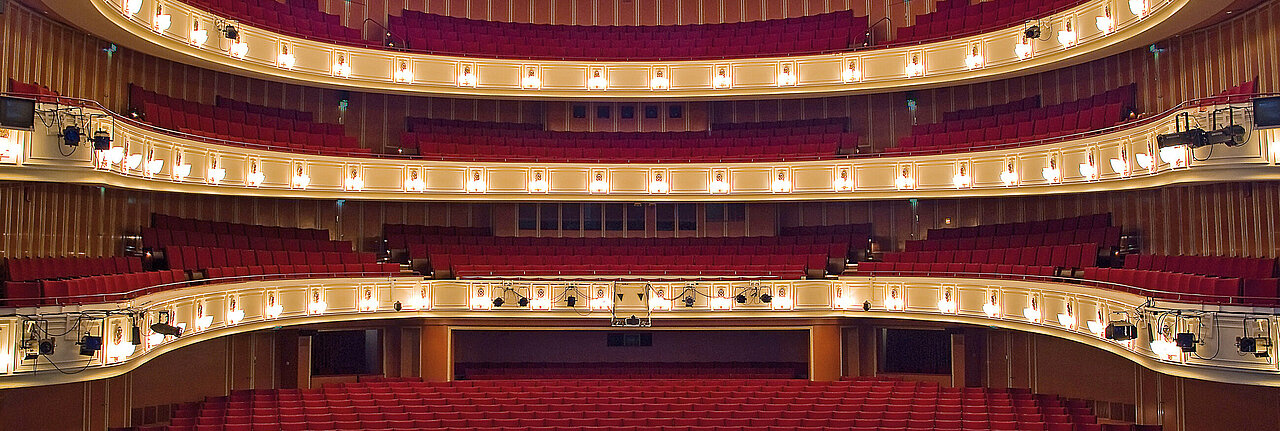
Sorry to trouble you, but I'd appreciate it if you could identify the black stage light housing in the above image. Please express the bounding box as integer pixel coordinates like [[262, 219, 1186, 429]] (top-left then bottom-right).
[[862, 301, 872, 311], [682, 296, 696, 307], [78, 335, 103, 356], [91, 129, 111, 151], [1024, 25, 1041, 39], [1157, 129, 1206, 149], [517, 297, 529, 307], [1104, 321, 1138, 341], [61, 125, 82, 146], [735, 294, 747, 304], [1175, 332, 1197, 352], [150, 322, 183, 338], [565, 296, 577, 307], [759, 293, 772, 303], [492, 297, 504, 308]]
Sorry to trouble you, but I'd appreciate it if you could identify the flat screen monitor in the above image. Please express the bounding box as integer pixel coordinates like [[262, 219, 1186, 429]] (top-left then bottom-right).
[[1253, 96, 1280, 129], [0, 96, 35, 130]]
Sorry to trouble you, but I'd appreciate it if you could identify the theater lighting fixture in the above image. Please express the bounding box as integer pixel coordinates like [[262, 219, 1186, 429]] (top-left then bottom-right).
[[952, 164, 971, 188], [1015, 37, 1033, 60], [469, 287, 492, 310], [308, 290, 327, 314], [649, 171, 670, 194], [246, 160, 265, 187], [1096, 6, 1115, 33], [465, 170, 487, 193], [521, 68, 541, 89], [406, 286, 430, 310], [228, 37, 249, 59], [589, 287, 612, 311], [104, 325, 135, 363], [771, 287, 793, 310], [1175, 332, 1198, 353], [194, 302, 213, 331], [1236, 318, 1272, 358], [172, 153, 190, 180], [709, 170, 731, 194], [1269, 140, 1280, 162], [770, 170, 792, 193], [149, 321, 183, 339], [404, 168, 425, 192], [153, 5, 171, 32], [1151, 334, 1181, 359], [394, 59, 413, 83], [1129, 0, 1148, 17], [895, 166, 915, 190], [833, 166, 853, 191], [0, 130, 19, 162], [457, 64, 477, 87], [291, 164, 310, 189], [709, 287, 733, 310], [1000, 163, 1019, 186], [99, 146, 125, 167], [983, 293, 1000, 317], [650, 69, 670, 90], [904, 54, 924, 78], [1086, 310, 1106, 336], [122, 0, 144, 16], [189, 21, 208, 47], [681, 295, 696, 308], [1135, 151, 1155, 170], [208, 158, 226, 185], [358, 288, 378, 312], [1104, 320, 1138, 340], [277, 44, 296, 69], [77, 334, 103, 357], [264, 292, 283, 318], [530, 287, 552, 311], [937, 289, 957, 314], [145, 155, 164, 176], [713, 66, 731, 88], [885, 288, 905, 311], [1023, 297, 1042, 322], [649, 287, 673, 311], [125, 151, 143, 171], [344, 167, 364, 191], [587, 69, 608, 90], [1109, 148, 1129, 175], [1057, 302, 1075, 328], [964, 44, 984, 70], [1042, 157, 1061, 182], [777, 63, 797, 86], [527, 170, 548, 193], [1079, 153, 1098, 180], [1158, 145, 1188, 167], [333, 53, 352, 78], [1057, 20, 1077, 47], [226, 297, 244, 325], [832, 286, 854, 310], [588, 171, 610, 194], [842, 62, 862, 83]]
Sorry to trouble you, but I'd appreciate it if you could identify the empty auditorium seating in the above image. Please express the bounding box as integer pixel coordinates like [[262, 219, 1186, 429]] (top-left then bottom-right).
[[860, 243, 1100, 278], [889, 85, 1136, 154], [143, 214, 352, 253], [457, 362, 807, 379], [896, 0, 1086, 43], [403, 117, 856, 162], [394, 223, 869, 279], [390, 10, 867, 60], [1083, 254, 1278, 305], [905, 214, 1121, 251], [129, 85, 366, 155], [144, 376, 1104, 431], [181, 0, 364, 45], [2, 255, 184, 306], [7, 78, 62, 102], [1200, 79, 1257, 105]]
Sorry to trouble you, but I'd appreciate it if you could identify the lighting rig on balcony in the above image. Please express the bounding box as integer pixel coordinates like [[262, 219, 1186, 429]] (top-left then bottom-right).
[[1157, 110, 1248, 167], [1237, 317, 1272, 358]]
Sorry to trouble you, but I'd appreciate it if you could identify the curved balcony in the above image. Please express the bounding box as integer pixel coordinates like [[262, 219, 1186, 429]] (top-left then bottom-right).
[[1, 273, 1277, 389], [1, 94, 1277, 201], [40, 0, 1221, 98]]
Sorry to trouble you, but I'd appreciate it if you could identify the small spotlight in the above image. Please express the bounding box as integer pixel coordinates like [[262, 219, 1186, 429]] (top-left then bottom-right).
[[1237, 336, 1271, 358], [1024, 25, 1041, 39], [61, 125, 82, 146], [565, 296, 577, 307], [1104, 321, 1138, 341], [38, 339, 56, 355], [517, 297, 529, 307], [393, 301, 402, 311], [78, 335, 103, 356], [682, 296, 696, 308], [862, 301, 872, 311], [150, 322, 183, 338], [221, 24, 238, 40], [130, 324, 142, 345], [492, 297, 504, 308], [759, 293, 772, 303], [735, 294, 747, 304], [91, 129, 111, 151], [1175, 332, 1197, 352]]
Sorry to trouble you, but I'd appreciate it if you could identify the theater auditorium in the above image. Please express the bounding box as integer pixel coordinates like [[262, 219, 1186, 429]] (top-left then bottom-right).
[[0, 0, 1278, 429]]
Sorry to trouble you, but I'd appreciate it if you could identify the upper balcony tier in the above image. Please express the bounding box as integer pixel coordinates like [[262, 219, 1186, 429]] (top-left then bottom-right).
[[43, 0, 1223, 98]]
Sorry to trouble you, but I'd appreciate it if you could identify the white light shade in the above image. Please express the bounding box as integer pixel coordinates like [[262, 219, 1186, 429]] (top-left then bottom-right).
[[1096, 15, 1114, 33], [334, 61, 352, 78], [146, 331, 165, 347], [1109, 157, 1129, 174], [832, 290, 854, 310], [770, 178, 792, 193], [648, 179, 669, 194], [1087, 319, 1106, 335], [590, 293, 612, 311], [1000, 170, 1018, 186], [173, 163, 191, 180], [589, 178, 610, 193], [125, 153, 143, 170], [885, 295, 905, 311], [649, 76, 670, 90], [264, 302, 283, 318], [529, 296, 552, 311], [466, 178, 487, 192], [105, 340, 136, 363], [527, 178, 548, 193], [1129, 0, 1148, 16], [952, 174, 971, 188], [308, 300, 327, 314], [709, 295, 733, 310], [649, 289, 673, 311], [777, 71, 797, 86], [983, 302, 1000, 317], [229, 41, 248, 59], [153, 12, 171, 32], [895, 174, 915, 190], [457, 71, 477, 87], [246, 171, 265, 187], [189, 29, 207, 47], [278, 53, 296, 69], [937, 299, 957, 314], [1057, 29, 1077, 47], [394, 66, 413, 83], [194, 314, 213, 331], [469, 291, 492, 310], [1159, 145, 1187, 166], [227, 308, 244, 325], [1151, 338, 1180, 358], [1269, 141, 1280, 161], [587, 75, 608, 90], [521, 73, 542, 89], [771, 289, 794, 310], [1041, 166, 1061, 182], [842, 67, 862, 82], [359, 296, 378, 312], [146, 159, 164, 175], [1078, 162, 1097, 179], [405, 178, 425, 191], [345, 176, 364, 191], [709, 178, 731, 194], [208, 167, 226, 184], [0, 135, 20, 162], [124, 0, 143, 16], [964, 53, 984, 70], [1015, 41, 1032, 59], [713, 72, 731, 88], [904, 62, 924, 78], [1057, 312, 1075, 328], [292, 174, 310, 188], [1135, 152, 1154, 169], [1023, 306, 1042, 322], [407, 290, 430, 310], [833, 177, 853, 191], [100, 147, 125, 165]]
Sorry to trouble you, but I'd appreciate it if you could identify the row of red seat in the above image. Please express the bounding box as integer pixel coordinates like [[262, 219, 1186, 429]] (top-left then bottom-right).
[[204, 264, 402, 280], [129, 85, 366, 155], [905, 226, 1120, 252], [183, 0, 364, 45], [457, 362, 806, 379], [389, 10, 865, 60], [164, 246, 380, 272], [1121, 254, 1275, 280], [7, 78, 62, 102], [889, 86, 1135, 154], [881, 244, 1098, 269], [1081, 267, 1280, 305], [152, 214, 332, 241], [925, 214, 1113, 239], [4, 269, 185, 306], [3, 255, 142, 282], [1199, 79, 1257, 106], [397, 232, 859, 250], [143, 228, 353, 253], [941, 96, 1041, 124], [896, 0, 1085, 43]]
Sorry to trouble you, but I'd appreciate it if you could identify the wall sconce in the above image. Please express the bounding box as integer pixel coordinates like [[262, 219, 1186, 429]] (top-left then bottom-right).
[[649, 286, 673, 311], [104, 322, 135, 363], [393, 58, 413, 83], [527, 168, 548, 193], [937, 287, 957, 314], [124, 0, 143, 16], [771, 285, 794, 310], [709, 169, 730, 194], [144, 149, 164, 176], [1159, 145, 1188, 167], [833, 165, 854, 191], [358, 287, 378, 312], [832, 285, 855, 309], [983, 292, 1001, 317], [406, 286, 430, 310], [649, 170, 670, 194], [277, 42, 296, 69], [404, 167, 425, 192], [713, 65, 731, 89], [770, 168, 792, 193], [1097, 5, 1115, 33], [1129, 0, 1148, 17], [1057, 18, 1077, 47], [290, 162, 310, 189], [457, 63, 477, 87], [125, 144, 143, 170], [521, 66, 541, 89], [1015, 36, 1033, 60], [842, 57, 862, 82], [1079, 151, 1098, 180], [226, 295, 244, 325], [308, 289, 327, 314], [777, 62, 798, 86], [529, 286, 552, 311], [1086, 309, 1107, 336], [952, 162, 972, 188], [189, 19, 207, 47], [344, 165, 364, 191], [587, 67, 608, 90], [172, 151, 190, 180], [1042, 155, 1062, 182], [208, 155, 226, 185], [885, 287, 905, 311], [1023, 296, 1042, 322], [228, 36, 248, 59], [1109, 146, 1130, 175], [650, 67, 670, 90], [904, 52, 924, 77], [895, 165, 915, 190], [193, 300, 214, 331], [333, 52, 352, 78], [245, 158, 265, 187], [964, 43, 984, 70], [469, 286, 492, 310], [153, 4, 171, 32], [589, 285, 613, 311], [465, 168, 487, 193], [709, 286, 733, 310], [588, 169, 610, 194], [264, 291, 283, 319], [1057, 301, 1076, 328]]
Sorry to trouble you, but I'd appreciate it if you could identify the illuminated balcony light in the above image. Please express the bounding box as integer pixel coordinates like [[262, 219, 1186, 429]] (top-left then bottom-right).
[[649, 288, 673, 311], [1135, 152, 1155, 169], [1079, 155, 1098, 180], [153, 6, 171, 32], [208, 166, 226, 185], [527, 171, 548, 193], [1057, 21, 1077, 47], [469, 287, 491, 310], [105, 336, 135, 363], [277, 46, 296, 69], [770, 175, 792, 193], [832, 287, 854, 310], [526, 287, 552, 310], [465, 172, 487, 193], [904, 55, 924, 78], [344, 169, 364, 191], [771, 287, 794, 310], [963, 45, 984, 70], [885, 289, 905, 311], [842, 65, 862, 83], [983, 299, 1000, 317], [291, 172, 310, 189], [713, 68, 731, 88], [125, 152, 143, 170], [1023, 299, 1042, 322], [404, 170, 425, 191], [358, 290, 378, 312], [937, 291, 957, 314], [229, 40, 249, 59], [521, 69, 541, 89], [587, 70, 608, 90], [457, 65, 477, 87], [777, 64, 797, 86], [1057, 303, 1075, 328], [649, 174, 669, 194], [308, 291, 327, 314], [333, 55, 352, 78], [952, 165, 971, 188], [1129, 0, 1148, 17], [227, 299, 244, 325], [173, 160, 191, 181], [895, 167, 915, 190], [1268, 140, 1280, 161], [264, 293, 283, 318], [124, 0, 144, 16], [1042, 158, 1061, 182], [1159, 145, 1188, 167], [589, 172, 609, 193], [394, 60, 413, 83], [1000, 169, 1018, 186], [650, 70, 670, 90], [0, 130, 20, 162], [146, 158, 164, 176], [1087, 319, 1106, 336], [709, 172, 730, 194], [189, 22, 207, 47], [833, 169, 853, 191], [246, 169, 265, 187], [1096, 6, 1115, 33], [589, 287, 612, 311], [709, 291, 733, 310], [1015, 38, 1033, 60], [194, 313, 213, 331], [1109, 153, 1129, 175], [406, 287, 430, 310], [1151, 336, 1181, 359]]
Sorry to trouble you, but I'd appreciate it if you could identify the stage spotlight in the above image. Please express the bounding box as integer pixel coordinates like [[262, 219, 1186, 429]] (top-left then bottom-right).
[[150, 322, 183, 338], [1205, 124, 1246, 146], [492, 297, 504, 308], [78, 335, 103, 356], [38, 339, 56, 355], [1104, 321, 1138, 341], [221, 23, 238, 40], [1157, 129, 1206, 149], [517, 297, 529, 307], [1237, 336, 1271, 358], [1024, 25, 1041, 39], [91, 129, 111, 151], [735, 294, 747, 304], [393, 301, 402, 311], [566, 296, 577, 307], [682, 296, 696, 308], [61, 125, 82, 146], [759, 293, 772, 303], [1175, 332, 1197, 352], [862, 301, 872, 311]]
